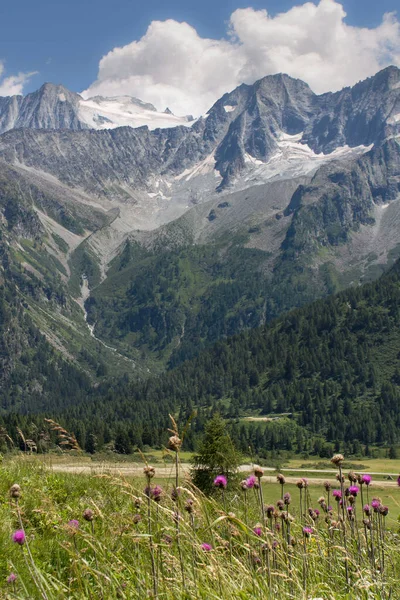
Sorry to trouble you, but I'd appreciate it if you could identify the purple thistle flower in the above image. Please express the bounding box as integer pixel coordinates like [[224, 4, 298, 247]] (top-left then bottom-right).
[[371, 499, 381, 511], [347, 506, 353, 513], [349, 485, 359, 496], [152, 485, 163, 502], [327, 506, 333, 512], [303, 527, 313, 537], [332, 489, 342, 500], [7, 573, 17, 584], [68, 520, 79, 530], [246, 475, 256, 489], [397, 475, 400, 487], [213, 475, 227, 489], [362, 474, 372, 486], [314, 508, 320, 517], [380, 505, 389, 516], [253, 527, 262, 537], [12, 530, 25, 545], [283, 492, 291, 505], [201, 542, 212, 551], [363, 504, 371, 516]]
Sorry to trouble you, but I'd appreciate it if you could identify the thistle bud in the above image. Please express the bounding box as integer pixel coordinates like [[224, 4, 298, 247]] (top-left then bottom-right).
[[83, 509, 94, 522], [254, 466, 264, 478], [144, 466, 155, 479], [331, 454, 344, 466]]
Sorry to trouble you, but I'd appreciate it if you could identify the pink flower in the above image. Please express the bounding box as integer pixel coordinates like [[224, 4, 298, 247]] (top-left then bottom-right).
[[213, 475, 227, 489], [362, 474, 372, 486], [201, 543, 212, 551], [7, 573, 17, 584], [303, 527, 313, 537], [332, 490, 342, 500], [246, 475, 256, 489], [253, 527, 262, 537], [12, 530, 25, 545], [349, 486, 359, 496], [68, 520, 79, 531]]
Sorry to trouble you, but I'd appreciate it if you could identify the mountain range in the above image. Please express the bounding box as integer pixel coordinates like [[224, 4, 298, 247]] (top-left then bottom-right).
[[0, 65, 399, 412]]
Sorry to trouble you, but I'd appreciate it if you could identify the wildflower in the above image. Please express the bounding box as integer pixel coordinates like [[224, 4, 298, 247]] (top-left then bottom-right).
[[314, 509, 320, 517], [12, 530, 26, 545], [328, 506, 333, 512], [201, 543, 212, 551], [303, 527, 313, 537], [283, 492, 291, 505], [302, 478, 309, 488], [83, 509, 94, 522], [213, 475, 227, 489], [171, 487, 181, 502], [152, 485, 163, 503], [331, 454, 344, 466], [184, 499, 194, 513], [9, 484, 21, 499], [7, 573, 16, 584], [254, 466, 264, 478], [363, 519, 371, 530], [272, 540, 279, 549], [362, 474, 372, 486], [168, 435, 182, 452], [296, 479, 305, 489], [309, 510, 317, 521], [336, 474, 345, 483], [371, 499, 381, 512], [265, 504, 275, 517], [144, 466, 155, 479], [349, 485, 359, 496], [346, 506, 353, 514], [318, 496, 326, 505], [363, 504, 371, 516], [323, 481, 331, 491], [276, 500, 284, 511], [348, 471, 357, 483], [246, 475, 257, 489], [332, 490, 342, 500], [68, 520, 79, 531], [253, 526, 262, 537], [240, 480, 248, 490], [348, 495, 356, 505], [275, 522, 281, 532], [277, 474, 286, 485], [380, 505, 389, 516]]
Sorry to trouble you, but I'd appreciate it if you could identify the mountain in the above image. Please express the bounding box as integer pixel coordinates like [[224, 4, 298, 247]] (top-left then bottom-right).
[[0, 84, 193, 134], [0, 66, 398, 376]]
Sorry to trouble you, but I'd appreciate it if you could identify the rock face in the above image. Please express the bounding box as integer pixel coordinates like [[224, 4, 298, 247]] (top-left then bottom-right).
[[0, 67, 398, 194], [0, 66, 399, 371]]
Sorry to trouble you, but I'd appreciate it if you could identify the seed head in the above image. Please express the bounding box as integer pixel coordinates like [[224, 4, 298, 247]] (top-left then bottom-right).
[[331, 454, 344, 466], [83, 509, 94, 522], [144, 465, 156, 479], [276, 500, 284, 511], [265, 504, 275, 517], [296, 479, 305, 489], [254, 466, 264, 478], [240, 479, 248, 490], [323, 481, 331, 491], [184, 499, 194, 513], [168, 435, 182, 452], [380, 505, 389, 516], [277, 474, 286, 485], [348, 471, 357, 483], [9, 484, 21, 499]]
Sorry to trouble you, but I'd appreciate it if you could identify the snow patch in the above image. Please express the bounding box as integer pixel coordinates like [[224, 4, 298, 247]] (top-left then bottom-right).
[[224, 105, 236, 113], [78, 96, 196, 131], [58, 93, 66, 102], [388, 112, 400, 124], [175, 152, 216, 182]]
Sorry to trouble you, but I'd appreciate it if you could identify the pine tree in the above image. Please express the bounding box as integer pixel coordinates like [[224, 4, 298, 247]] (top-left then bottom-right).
[[191, 413, 241, 494]]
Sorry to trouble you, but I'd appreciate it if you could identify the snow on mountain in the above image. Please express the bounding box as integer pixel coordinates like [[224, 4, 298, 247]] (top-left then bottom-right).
[[78, 96, 195, 130]]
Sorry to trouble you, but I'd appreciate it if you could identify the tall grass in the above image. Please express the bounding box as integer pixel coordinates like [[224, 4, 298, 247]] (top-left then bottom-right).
[[0, 456, 399, 599]]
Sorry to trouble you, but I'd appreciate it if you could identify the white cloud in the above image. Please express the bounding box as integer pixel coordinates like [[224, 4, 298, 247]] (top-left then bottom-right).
[[84, 0, 400, 116], [0, 61, 37, 96]]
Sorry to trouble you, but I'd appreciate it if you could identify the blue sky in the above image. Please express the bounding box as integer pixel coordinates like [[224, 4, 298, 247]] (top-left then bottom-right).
[[0, 0, 399, 113]]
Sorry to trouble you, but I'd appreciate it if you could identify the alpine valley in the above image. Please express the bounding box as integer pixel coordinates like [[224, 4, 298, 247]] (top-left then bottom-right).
[[0, 66, 399, 451]]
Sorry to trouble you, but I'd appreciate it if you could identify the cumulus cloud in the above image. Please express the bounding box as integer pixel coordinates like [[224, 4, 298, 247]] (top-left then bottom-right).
[[83, 0, 400, 115], [0, 61, 37, 96]]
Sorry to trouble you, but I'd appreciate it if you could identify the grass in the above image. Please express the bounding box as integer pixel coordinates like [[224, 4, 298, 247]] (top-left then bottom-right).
[[1, 455, 400, 599]]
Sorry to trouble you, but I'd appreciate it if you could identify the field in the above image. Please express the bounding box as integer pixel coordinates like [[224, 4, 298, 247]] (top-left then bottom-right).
[[1, 454, 400, 599]]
